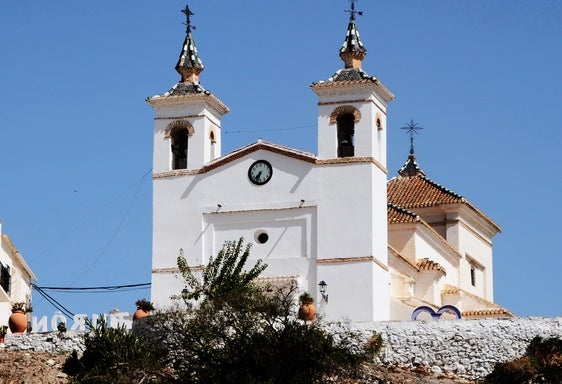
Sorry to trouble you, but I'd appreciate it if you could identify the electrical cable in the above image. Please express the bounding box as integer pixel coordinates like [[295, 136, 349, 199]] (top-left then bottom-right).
[[37, 282, 151, 292], [32, 284, 74, 317], [39, 168, 152, 257], [68, 168, 152, 286]]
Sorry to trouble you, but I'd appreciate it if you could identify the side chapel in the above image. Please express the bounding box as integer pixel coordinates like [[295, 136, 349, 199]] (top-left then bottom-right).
[[148, 4, 512, 321]]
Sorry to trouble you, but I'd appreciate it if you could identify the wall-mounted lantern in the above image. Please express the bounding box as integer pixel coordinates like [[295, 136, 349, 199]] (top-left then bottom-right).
[[318, 280, 328, 303]]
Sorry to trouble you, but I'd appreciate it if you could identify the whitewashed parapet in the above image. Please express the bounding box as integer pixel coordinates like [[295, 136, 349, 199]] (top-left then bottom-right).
[[3, 331, 85, 353], [348, 317, 562, 379]]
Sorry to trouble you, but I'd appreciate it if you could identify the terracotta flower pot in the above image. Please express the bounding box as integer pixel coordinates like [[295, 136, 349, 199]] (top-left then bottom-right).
[[298, 302, 317, 321], [133, 308, 149, 320], [9, 310, 28, 333]]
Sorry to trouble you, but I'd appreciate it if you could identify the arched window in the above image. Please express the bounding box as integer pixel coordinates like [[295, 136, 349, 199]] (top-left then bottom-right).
[[337, 113, 355, 157], [171, 127, 189, 169]]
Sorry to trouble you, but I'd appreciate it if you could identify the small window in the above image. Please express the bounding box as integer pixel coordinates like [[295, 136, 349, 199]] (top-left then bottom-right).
[[0, 263, 10, 293], [337, 113, 355, 157], [255, 230, 269, 244], [470, 266, 476, 287], [171, 127, 189, 169]]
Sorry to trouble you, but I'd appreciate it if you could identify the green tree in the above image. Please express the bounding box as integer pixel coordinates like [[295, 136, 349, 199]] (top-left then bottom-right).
[[66, 238, 378, 384], [150, 238, 374, 384], [176, 237, 266, 304]]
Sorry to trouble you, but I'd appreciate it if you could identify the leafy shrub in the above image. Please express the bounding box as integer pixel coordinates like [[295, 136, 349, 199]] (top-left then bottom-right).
[[148, 238, 374, 384], [63, 316, 169, 384], [57, 321, 67, 333], [485, 336, 562, 384], [68, 238, 381, 383]]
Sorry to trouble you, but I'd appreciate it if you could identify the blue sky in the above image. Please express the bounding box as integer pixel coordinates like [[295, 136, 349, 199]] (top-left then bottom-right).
[[1, 1, 561, 321]]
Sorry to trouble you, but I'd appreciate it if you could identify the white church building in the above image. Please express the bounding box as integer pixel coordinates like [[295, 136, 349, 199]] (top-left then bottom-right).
[[148, 5, 512, 322]]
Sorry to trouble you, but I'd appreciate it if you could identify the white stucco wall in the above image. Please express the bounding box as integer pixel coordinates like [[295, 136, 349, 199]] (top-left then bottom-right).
[[151, 146, 390, 322], [0, 225, 35, 329]]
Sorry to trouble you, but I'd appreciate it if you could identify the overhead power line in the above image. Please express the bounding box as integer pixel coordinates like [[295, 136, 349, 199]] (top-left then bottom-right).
[[36, 282, 151, 293], [32, 284, 74, 318]]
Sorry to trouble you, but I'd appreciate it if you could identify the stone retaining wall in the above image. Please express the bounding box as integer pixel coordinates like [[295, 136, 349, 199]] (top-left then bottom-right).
[[350, 317, 562, 379], [3, 331, 85, 353], [4, 317, 562, 379]]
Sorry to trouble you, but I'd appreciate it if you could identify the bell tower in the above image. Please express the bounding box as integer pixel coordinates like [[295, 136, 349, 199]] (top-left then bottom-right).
[[147, 5, 229, 173], [311, 1, 394, 321], [311, 0, 394, 165]]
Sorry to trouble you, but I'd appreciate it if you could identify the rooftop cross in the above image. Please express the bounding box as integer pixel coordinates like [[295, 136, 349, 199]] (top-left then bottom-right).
[[181, 4, 195, 34], [401, 119, 423, 155], [346, 0, 363, 21]]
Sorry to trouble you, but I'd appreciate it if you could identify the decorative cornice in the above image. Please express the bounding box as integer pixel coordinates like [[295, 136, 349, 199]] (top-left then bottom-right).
[[154, 113, 204, 121], [152, 265, 202, 274], [256, 275, 300, 284], [152, 141, 388, 179], [204, 204, 315, 215], [147, 92, 230, 116], [463, 308, 514, 318], [317, 98, 370, 106], [153, 169, 195, 179], [317, 256, 389, 271], [311, 79, 394, 103], [316, 157, 387, 174]]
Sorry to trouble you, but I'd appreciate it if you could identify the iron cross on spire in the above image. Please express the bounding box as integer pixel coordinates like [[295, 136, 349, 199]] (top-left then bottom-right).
[[401, 119, 423, 155], [181, 4, 195, 34], [346, 0, 363, 21]]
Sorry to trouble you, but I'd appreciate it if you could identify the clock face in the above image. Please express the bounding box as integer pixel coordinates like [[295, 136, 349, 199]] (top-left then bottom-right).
[[248, 160, 273, 185]]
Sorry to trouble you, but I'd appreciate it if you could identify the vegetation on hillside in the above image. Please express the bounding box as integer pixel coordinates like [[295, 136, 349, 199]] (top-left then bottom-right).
[[63, 316, 169, 383], [484, 336, 562, 384], [64, 238, 378, 384]]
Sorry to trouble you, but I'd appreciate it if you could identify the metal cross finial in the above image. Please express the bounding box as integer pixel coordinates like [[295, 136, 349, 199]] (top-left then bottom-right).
[[181, 5, 195, 34], [346, 0, 363, 21], [401, 119, 423, 155]]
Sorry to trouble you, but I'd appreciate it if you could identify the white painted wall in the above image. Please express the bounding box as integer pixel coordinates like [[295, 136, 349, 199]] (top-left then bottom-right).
[[0, 224, 36, 330], [151, 145, 391, 322]]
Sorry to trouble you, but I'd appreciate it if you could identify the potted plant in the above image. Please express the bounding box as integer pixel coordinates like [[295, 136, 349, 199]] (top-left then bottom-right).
[[133, 298, 155, 320], [0, 325, 7, 343], [298, 292, 316, 322], [57, 321, 67, 333], [9, 302, 32, 334]]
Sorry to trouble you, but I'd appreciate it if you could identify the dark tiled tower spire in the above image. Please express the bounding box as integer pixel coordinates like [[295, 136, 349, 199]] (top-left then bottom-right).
[[398, 153, 425, 177], [339, 0, 367, 69], [175, 5, 204, 83], [398, 120, 425, 177]]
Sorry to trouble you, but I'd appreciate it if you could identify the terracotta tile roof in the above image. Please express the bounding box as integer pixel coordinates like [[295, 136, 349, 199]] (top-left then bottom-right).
[[388, 174, 464, 209], [388, 204, 463, 259], [387, 203, 419, 224], [441, 286, 461, 295], [388, 171, 501, 233], [462, 308, 514, 318], [441, 284, 514, 318], [416, 258, 446, 275]]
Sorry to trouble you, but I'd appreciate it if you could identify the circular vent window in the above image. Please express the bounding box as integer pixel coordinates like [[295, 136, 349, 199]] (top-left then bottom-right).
[[255, 231, 269, 244]]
